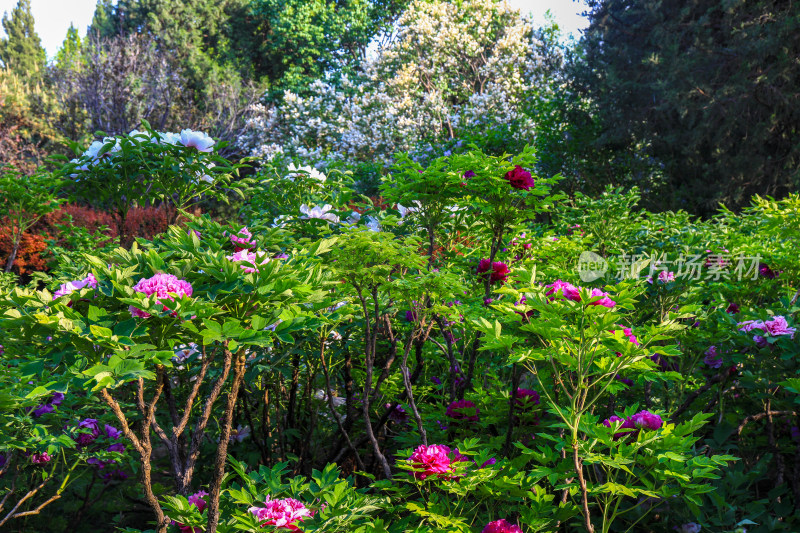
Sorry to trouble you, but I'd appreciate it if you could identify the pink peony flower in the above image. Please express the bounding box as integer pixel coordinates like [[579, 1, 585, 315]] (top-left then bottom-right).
[[630, 410, 663, 430], [611, 327, 639, 347], [446, 399, 479, 422], [408, 444, 454, 480], [763, 316, 796, 338], [514, 388, 540, 407], [175, 491, 209, 533], [53, 273, 98, 300], [129, 274, 193, 319], [647, 271, 676, 284], [227, 250, 271, 273], [483, 518, 523, 533], [230, 226, 255, 251], [30, 452, 51, 464], [545, 280, 581, 302], [248, 496, 313, 530], [504, 165, 535, 190], [589, 288, 616, 308], [477, 259, 510, 283], [602, 415, 637, 440]]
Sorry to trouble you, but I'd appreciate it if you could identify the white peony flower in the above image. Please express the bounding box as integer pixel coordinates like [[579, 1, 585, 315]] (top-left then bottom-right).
[[300, 204, 339, 223], [286, 162, 326, 183], [158, 132, 181, 145], [397, 201, 422, 218], [180, 129, 214, 152]]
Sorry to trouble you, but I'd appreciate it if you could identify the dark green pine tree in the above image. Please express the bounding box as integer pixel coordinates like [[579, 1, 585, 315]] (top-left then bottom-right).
[[0, 0, 46, 77], [574, 0, 800, 214]]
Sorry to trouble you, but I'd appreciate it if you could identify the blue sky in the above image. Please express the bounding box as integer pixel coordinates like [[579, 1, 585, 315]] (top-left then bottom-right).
[[0, 0, 589, 59]]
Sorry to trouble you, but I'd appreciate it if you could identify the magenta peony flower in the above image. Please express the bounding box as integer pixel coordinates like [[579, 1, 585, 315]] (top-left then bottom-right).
[[545, 280, 581, 302], [463, 170, 476, 179], [248, 496, 313, 530], [175, 491, 209, 533], [230, 226, 256, 251], [408, 444, 454, 480], [227, 250, 271, 273], [759, 263, 778, 279], [514, 388, 540, 407], [630, 410, 663, 431], [188, 491, 208, 513], [726, 302, 740, 314], [503, 165, 534, 190], [446, 399, 479, 422], [483, 518, 523, 533], [76, 418, 101, 446], [477, 259, 510, 283], [589, 288, 616, 308], [53, 273, 98, 300], [602, 415, 637, 440], [129, 274, 193, 318], [30, 452, 51, 464]]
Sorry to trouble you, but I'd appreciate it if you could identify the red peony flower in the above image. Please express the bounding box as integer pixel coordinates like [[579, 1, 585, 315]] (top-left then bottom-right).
[[503, 165, 534, 190]]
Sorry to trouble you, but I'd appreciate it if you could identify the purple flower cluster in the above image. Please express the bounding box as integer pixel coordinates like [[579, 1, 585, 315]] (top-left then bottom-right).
[[31, 392, 65, 418]]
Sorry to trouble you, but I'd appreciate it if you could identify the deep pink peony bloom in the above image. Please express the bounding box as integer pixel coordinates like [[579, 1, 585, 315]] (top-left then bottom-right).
[[477, 259, 510, 283], [129, 274, 193, 318], [759, 263, 778, 279], [603, 410, 662, 440], [408, 444, 453, 480], [514, 388, 540, 407], [483, 518, 523, 533], [248, 496, 313, 530], [30, 452, 51, 464], [76, 418, 101, 446], [53, 273, 97, 300], [504, 165, 534, 190], [175, 491, 209, 533], [227, 250, 271, 273], [589, 288, 616, 308], [545, 280, 581, 302], [446, 399, 479, 422], [230, 227, 255, 251], [602, 415, 637, 440], [630, 410, 663, 430]]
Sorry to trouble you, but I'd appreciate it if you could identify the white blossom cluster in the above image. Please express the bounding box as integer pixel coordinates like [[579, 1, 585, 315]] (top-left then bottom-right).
[[237, 0, 546, 168]]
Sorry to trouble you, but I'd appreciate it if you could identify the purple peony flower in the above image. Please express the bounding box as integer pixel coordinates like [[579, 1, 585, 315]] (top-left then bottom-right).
[[53, 273, 98, 300], [704, 346, 723, 369], [630, 410, 663, 431], [514, 388, 540, 407], [105, 424, 122, 439], [76, 418, 101, 446], [726, 302, 740, 314], [446, 399, 479, 422]]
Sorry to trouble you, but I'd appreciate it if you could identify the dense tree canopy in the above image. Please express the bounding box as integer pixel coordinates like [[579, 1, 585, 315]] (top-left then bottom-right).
[[0, 0, 45, 76], [573, 0, 800, 213]]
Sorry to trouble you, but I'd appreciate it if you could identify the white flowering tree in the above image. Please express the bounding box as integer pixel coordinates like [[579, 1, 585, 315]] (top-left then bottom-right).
[[237, 0, 547, 168]]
